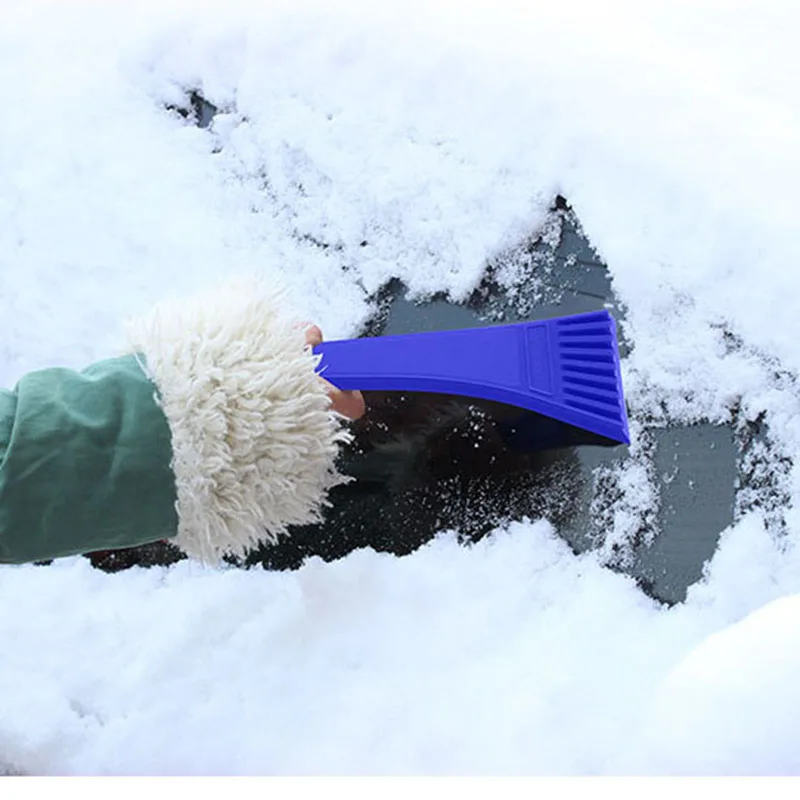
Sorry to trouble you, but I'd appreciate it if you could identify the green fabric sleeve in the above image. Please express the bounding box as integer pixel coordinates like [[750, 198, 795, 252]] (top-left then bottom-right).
[[0, 354, 178, 564]]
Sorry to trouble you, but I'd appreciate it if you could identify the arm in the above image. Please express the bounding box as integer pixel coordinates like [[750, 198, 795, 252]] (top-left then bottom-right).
[[0, 355, 177, 563], [0, 278, 357, 565]]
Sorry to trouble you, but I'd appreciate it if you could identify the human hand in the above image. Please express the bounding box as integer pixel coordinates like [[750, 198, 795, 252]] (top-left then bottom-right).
[[305, 325, 366, 420]]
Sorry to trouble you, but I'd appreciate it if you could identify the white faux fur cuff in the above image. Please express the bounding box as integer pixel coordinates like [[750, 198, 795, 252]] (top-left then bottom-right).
[[127, 278, 351, 564]]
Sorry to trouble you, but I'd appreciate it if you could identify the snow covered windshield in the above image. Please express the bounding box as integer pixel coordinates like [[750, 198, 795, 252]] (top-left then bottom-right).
[[1, 0, 799, 777]]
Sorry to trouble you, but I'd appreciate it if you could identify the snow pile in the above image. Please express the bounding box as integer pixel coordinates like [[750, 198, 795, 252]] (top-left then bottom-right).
[[632, 591, 800, 775], [1, 0, 800, 775]]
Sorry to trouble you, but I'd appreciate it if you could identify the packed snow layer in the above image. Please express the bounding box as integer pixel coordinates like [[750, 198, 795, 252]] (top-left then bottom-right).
[[1, 0, 800, 775]]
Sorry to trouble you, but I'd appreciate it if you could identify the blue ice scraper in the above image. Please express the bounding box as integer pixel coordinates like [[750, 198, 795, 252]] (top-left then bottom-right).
[[315, 308, 629, 451]]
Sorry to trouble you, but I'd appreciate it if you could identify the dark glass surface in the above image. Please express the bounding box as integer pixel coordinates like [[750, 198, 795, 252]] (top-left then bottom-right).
[[241, 207, 739, 604]]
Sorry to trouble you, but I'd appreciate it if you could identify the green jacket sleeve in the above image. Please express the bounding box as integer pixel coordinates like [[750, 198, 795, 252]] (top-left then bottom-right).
[[0, 355, 178, 564], [0, 278, 348, 567]]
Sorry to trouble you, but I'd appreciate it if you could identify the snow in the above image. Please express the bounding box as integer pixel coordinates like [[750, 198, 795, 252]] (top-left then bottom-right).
[[2, 0, 800, 775], [632, 591, 800, 775]]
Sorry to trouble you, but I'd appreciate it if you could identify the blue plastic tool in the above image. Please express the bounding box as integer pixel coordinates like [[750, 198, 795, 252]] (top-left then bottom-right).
[[314, 309, 630, 446]]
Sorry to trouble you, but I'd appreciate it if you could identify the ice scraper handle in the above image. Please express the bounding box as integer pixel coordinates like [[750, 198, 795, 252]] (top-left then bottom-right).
[[313, 309, 630, 445]]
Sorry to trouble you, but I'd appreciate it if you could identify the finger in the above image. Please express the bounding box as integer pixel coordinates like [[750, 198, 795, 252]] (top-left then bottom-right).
[[304, 324, 323, 348], [302, 325, 365, 419], [326, 382, 366, 420]]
